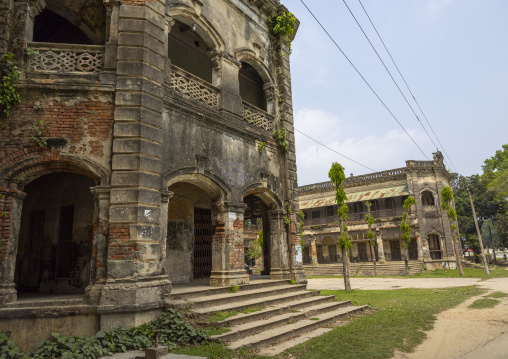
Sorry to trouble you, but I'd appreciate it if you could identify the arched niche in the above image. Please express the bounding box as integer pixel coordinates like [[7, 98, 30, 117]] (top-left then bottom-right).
[[239, 62, 267, 111]]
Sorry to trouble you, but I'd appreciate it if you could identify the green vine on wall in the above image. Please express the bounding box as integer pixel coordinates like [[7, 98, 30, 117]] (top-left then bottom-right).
[[273, 128, 288, 152], [365, 201, 375, 247], [328, 162, 351, 251], [0, 52, 21, 129], [257, 141, 266, 152], [31, 119, 49, 148], [400, 196, 416, 248], [267, 11, 296, 56]]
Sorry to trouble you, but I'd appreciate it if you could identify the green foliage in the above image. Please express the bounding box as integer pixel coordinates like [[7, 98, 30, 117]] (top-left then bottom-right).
[[272, 128, 288, 151], [257, 141, 266, 152], [289, 279, 296, 285], [31, 119, 49, 148], [228, 285, 240, 293], [24, 48, 37, 58], [266, 11, 296, 55], [246, 231, 263, 260], [364, 201, 375, 246], [0, 52, 21, 127], [0, 309, 209, 359], [328, 162, 350, 250], [400, 196, 416, 247], [441, 186, 460, 244], [206, 311, 239, 322], [283, 216, 291, 225], [485, 291, 508, 298], [482, 143, 508, 202]]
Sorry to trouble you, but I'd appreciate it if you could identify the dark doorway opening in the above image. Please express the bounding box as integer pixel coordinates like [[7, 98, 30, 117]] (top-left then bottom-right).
[[33, 9, 92, 45], [193, 208, 213, 279], [408, 238, 418, 260], [390, 240, 402, 261]]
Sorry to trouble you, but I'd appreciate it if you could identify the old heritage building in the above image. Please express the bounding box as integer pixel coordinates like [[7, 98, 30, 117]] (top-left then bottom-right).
[[0, 0, 304, 346], [298, 152, 461, 273]]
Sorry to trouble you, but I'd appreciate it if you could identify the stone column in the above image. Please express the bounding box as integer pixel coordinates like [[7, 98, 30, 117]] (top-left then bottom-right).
[[101, 0, 121, 85], [268, 209, 290, 280], [159, 190, 173, 276], [25, 0, 46, 42], [310, 236, 318, 265], [0, 183, 26, 305], [421, 235, 430, 260], [85, 186, 111, 305], [376, 228, 386, 263], [210, 202, 249, 286], [210, 51, 242, 116], [416, 229, 423, 260], [99, 0, 170, 330]]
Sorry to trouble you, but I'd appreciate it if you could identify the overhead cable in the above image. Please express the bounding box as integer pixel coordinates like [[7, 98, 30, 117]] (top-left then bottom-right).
[[299, 0, 429, 160], [357, 0, 458, 172], [294, 128, 378, 172]]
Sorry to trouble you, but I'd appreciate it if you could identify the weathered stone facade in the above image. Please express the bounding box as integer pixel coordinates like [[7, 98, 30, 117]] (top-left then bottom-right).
[[299, 152, 461, 270], [0, 0, 304, 346]]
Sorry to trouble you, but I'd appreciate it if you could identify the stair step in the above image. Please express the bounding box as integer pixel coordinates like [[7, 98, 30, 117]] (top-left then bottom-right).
[[212, 299, 352, 342], [184, 290, 317, 320], [212, 295, 342, 327], [3, 296, 84, 308], [227, 305, 368, 350], [168, 280, 290, 300]]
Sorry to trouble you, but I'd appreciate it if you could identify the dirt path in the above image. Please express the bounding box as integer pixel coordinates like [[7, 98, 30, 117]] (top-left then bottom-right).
[[307, 275, 508, 358], [392, 278, 508, 359]]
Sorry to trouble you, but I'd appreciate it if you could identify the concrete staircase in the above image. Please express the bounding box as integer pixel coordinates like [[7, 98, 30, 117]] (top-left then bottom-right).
[[165, 279, 366, 350], [305, 260, 424, 277]]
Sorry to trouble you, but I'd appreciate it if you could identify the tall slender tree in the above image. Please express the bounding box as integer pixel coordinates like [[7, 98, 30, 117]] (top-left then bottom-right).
[[365, 201, 377, 276], [400, 196, 416, 275], [328, 162, 351, 291], [441, 186, 465, 276]]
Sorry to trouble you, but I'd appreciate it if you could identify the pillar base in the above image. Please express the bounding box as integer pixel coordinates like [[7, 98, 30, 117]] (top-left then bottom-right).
[[0, 283, 17, 305], [210, 270, 249, 287], [291, 267, 307, 284], [270, 267, 291, 280], [94, 275, 171, 330]]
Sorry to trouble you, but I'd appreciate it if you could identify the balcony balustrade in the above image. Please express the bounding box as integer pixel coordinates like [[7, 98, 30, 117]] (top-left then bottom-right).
[[169, 65, 219, 108], [26, 42, 105, 74], [242, 101, 274, 132]]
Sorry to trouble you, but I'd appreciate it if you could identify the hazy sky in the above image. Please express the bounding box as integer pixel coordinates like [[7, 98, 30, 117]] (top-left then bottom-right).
[[280, 0, 508, 186]]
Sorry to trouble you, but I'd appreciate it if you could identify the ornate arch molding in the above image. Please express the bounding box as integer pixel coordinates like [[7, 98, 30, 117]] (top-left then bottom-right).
[[240, 182, 283, 210], [167, 7, 225, 53], [0, 155, 109, 187], [162, 168, 230, 202], [235, 48, 274, 85], [419, 187, 437, 198], [426, 229, 444, 238]]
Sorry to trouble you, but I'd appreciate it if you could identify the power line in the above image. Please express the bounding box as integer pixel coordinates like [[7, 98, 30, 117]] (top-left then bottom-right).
[[294, 128, 378, 172], [341, 0, 448, 167], [358, 0, 458, 172], [299, 0, 429, 160]]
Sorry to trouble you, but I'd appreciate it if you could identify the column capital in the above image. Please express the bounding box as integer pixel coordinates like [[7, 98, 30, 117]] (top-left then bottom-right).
[[29, 0, 46, 19], [90, 186, 111, 200], [161, 190, 174, 203]]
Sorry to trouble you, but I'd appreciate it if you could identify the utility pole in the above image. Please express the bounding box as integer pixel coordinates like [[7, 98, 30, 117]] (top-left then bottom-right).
[[468, 191, 489, 275], [489, 225, 497, 265]]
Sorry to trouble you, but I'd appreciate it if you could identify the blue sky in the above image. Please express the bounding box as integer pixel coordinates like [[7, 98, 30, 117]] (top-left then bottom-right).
[[281, 0, 508, 185]]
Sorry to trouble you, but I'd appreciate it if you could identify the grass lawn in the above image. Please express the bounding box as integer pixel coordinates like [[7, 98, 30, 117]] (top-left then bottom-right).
[[469, 298, 500, 309], [173, 286, 484, 359], [309, 266, 508, 279], [413, 267, 508, 279]]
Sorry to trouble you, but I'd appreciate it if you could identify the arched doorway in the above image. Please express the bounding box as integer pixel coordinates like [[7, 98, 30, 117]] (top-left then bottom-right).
[[242, 188, 288, 279], [15, 172, 95, 295], [239, 62, 267, 111]]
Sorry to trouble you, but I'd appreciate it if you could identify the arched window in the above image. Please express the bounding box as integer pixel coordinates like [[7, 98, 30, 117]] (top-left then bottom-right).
[[239, 62, 267, 111], [33, 9, 92, 44], [168, 20, 213, 83], [421, 191, 435, 206]]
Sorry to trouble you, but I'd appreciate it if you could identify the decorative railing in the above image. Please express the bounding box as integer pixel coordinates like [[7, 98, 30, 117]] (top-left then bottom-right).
[[348, 208, 404, 222], [26, 42, 105, 74], [422, 205, 439, 217], [242, 101, 274, 132], [169, 65, 219, 108], [298, 167, 407, 193]]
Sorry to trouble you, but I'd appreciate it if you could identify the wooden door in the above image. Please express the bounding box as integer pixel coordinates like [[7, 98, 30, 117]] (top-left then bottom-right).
[[193, 208, 213, 279], [390, 240, 402, 261]]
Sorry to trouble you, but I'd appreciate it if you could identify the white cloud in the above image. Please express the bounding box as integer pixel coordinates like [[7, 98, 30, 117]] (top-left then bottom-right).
[[426, 0, 453, 16], [294, 108, 422, 185]]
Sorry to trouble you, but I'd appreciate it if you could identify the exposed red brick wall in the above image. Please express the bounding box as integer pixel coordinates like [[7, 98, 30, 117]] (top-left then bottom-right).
[[0, 187, 23, 259], [0, 100, 114, 174], [109, 243, 140, 260], [109, 225, 131, 241]]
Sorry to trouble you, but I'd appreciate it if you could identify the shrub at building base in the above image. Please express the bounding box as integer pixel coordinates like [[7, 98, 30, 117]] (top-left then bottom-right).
[[0, 309, 210, 359]]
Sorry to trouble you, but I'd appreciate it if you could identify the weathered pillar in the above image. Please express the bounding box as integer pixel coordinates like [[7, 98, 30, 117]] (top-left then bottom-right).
[[416, 229, 423, 260], [210, 202, 249, 286], [85, 186, 111, 305], [289, 212, 306, 282], [268, 209, 290, 280], [210, 52, 242, 116], [0, 183, 26, 305], [24, 0, 45, 42], [421, 235, 430, 260], [159, 190, 173, 275], [98, 0, 170, 330], [310, 236, 318, 265], [376, 228, 386, 263]]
